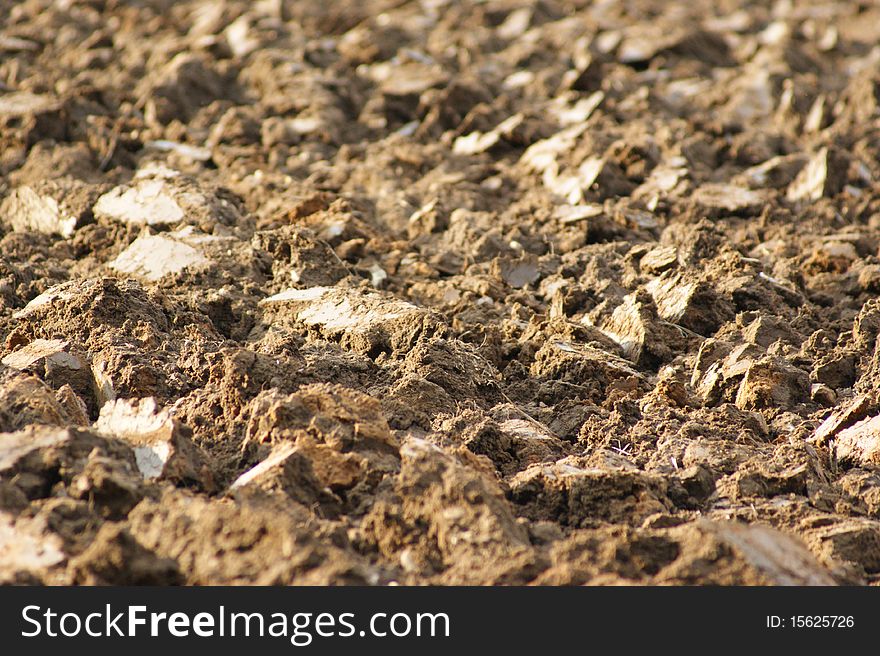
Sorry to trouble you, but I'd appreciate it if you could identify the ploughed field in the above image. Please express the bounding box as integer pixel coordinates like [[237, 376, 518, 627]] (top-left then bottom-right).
[[2, 0, 880, 585]]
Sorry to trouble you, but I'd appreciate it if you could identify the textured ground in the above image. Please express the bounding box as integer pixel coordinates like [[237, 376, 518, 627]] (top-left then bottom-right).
[[2, 0, 880, 585]]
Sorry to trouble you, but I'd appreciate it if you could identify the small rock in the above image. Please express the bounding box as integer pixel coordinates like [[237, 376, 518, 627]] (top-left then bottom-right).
[[229, 442, 338, 511], [578, 157, 635, 201], [91, 358, 117, 407], [55, 385, 91, 425], [833, 415, 880, 467], [786, 147, 847, 202], [717, 462, 809, 500], [245, 383, 399, 458], [10, 279, 86, 321], [803, 94, 828, 133], [645, 271, 730, 335], [531, 339, 643, 396], [0, 512, 64, 583], [691, 339, 763, 404], [94, 176, 185, 226], [600, 291, 692, 368], [0, 427, 71, 493], [93, 168, 240, 229], [2, 339, 94, 413], [640, 246, 679, 273], [375, 61, 448, 97], [734, 356, 810, 410], [836, 469, 880, 518], [0, 179, 99, 237], [741, 314, 797, 347], [560, 58, 604, 93], [811, 394, 875, 445], [674, 465, 716, 505], [94, 397, 212, 489], [495, 415, 567, 469], [492, 254, 540, 288], [496, 7, 532, 39], [259, 286, 441, 355], [69, 447, 145, 519], [633, 157, 690, 206], [617, 23, 731, 66], [857, 264, 880, 292], [2, 338, 85, 376], [337, 23, 407, 64], [108, 233, 211, 282]]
